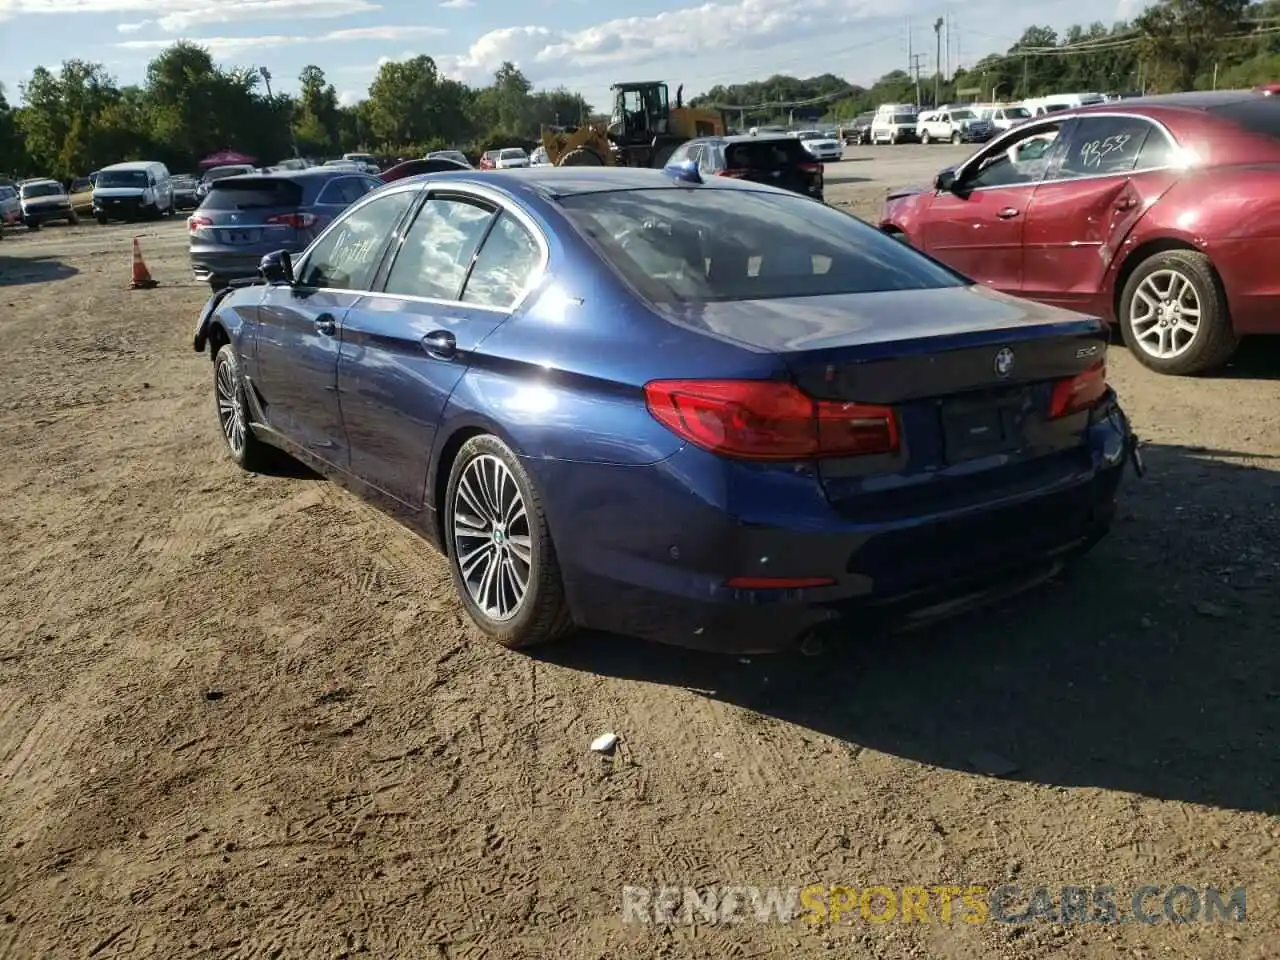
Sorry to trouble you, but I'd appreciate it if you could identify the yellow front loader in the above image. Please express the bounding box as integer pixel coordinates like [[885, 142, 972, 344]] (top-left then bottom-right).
[[540, 81, 726, 168]]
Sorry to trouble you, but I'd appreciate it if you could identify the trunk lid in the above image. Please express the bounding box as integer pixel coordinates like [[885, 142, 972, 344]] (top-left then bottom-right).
[[683, 285, 1110, 519], [191, 178, 311, 248]]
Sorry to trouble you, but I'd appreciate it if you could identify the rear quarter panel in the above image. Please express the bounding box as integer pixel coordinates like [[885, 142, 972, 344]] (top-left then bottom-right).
[[1105, 165, 1280, 332], [880, 189, 934, 241], [435, 210, 780, 471]]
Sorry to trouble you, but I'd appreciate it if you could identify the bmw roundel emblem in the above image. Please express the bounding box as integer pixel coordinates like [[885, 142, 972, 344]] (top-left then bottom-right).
[[994, 347, 1015, 378]]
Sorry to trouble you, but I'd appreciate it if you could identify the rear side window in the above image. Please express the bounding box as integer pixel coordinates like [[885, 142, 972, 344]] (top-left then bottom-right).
[[1060, 116, 1159, 177], [384, 196, 494, 300], [202, 178, 302, 210], [462, 213, 542, 309], [1209, 98, 1280, 140], [724, 139, 809, 171], [560, 188, 966, 304], [316, 176, 371, 205]]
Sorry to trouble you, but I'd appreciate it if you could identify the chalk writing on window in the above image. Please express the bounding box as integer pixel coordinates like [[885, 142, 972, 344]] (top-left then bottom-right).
[[1078, 134, 1133, 169]]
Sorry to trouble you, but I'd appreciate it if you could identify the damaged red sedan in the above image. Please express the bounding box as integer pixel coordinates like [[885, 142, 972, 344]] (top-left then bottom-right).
[[880, 90, 1280, 375]]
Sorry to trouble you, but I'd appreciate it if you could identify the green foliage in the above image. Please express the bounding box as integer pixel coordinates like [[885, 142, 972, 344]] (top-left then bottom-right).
[[4, 0, 1280, 180]]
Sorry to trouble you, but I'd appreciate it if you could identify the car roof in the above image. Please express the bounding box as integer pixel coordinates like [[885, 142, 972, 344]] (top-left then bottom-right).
[[720, 133, 800, 143], [99, 161, 162, 171], [1069, 90, 1263, 115], [390, 166, 780, 198]]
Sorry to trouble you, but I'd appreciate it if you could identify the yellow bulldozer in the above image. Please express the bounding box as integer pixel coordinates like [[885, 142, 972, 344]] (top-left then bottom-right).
[[540, 81, 726, 168]]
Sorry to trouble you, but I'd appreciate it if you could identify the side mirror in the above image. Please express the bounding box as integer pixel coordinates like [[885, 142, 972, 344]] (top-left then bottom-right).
[[934, 169, 957, 192], [259, 250, 293, 284]]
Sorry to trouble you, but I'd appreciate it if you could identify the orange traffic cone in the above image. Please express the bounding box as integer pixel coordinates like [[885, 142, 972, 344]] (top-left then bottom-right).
[[129, 236, 158, 290]]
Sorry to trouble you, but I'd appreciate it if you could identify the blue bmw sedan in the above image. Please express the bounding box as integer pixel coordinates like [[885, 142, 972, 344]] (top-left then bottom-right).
[[193, 165, 1139, 655]]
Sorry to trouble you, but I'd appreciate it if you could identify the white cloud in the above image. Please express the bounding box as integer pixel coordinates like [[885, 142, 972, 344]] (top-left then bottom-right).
[[0, 0, 381, 31], [116, 20, 146, 32], [432, 0, 891, 85], [440, 0, 475, 7], [117, 25, 446, 57], [337, 89, 361, 106], [324, 25, 446, 41]]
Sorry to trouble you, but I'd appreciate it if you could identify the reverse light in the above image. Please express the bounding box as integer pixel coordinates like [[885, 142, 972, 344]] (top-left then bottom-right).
[[266, 212, 318, 229], [187, 215, 212, 232], [1049, 361, 1108, 418], [643, 379, 899, 460]]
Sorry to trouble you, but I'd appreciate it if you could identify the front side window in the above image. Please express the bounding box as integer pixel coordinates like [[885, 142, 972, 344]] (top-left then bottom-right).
[[962, 121, 1066, 189], [462, 213, 542, 309], [383, 195, 494, 300], [296, 190, 415, 290], [560, 188, 966, 305]]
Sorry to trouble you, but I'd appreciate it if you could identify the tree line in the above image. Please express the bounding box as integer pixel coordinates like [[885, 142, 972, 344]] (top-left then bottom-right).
[[0, 0, 1275, 180], [0, 46, 592, 181], [695, 0, 1276, 120]]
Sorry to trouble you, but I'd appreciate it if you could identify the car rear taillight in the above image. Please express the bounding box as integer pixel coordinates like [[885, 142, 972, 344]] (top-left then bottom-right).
[[643, 379, 899, 460], [187, 215, 212, 232], [266, 212, 317, 229], [798, 162, 822, 173], [1048, 361, 1108, 418], [717, 168, 748, 178]]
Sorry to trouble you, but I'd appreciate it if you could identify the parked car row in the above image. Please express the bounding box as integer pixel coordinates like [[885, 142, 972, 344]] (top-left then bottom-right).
[[880, 88, 1280, 376]]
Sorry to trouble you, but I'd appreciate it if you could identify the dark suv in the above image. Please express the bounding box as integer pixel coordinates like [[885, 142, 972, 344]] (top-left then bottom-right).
[[665, 135, 824, 201], [187, 167, 382, 289], [842, 113, 875, 145]]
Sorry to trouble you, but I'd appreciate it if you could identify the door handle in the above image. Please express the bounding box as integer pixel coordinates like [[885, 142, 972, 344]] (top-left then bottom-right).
[[314, 313, 336, 336], [996, 207, 1020, 219], [422, 329, 457, 360]]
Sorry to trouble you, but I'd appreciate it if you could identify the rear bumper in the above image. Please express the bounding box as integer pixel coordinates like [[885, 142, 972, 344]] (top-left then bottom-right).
[[191, 246, 301, 282], [532, 397, 1135, 655]]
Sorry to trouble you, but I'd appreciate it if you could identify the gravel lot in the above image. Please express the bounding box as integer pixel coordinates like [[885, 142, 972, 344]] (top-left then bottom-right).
[[0, 150, 1277, 959]]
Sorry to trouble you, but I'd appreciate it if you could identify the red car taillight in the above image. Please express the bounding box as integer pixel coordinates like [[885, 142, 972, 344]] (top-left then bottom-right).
[[717, 168, 748, 178], [1048, 361, 1108, 418], [643, 379, 899, 460], [188, 215, 212, 232], [798, 162, 822, 173], [266, 212, 317, 229]]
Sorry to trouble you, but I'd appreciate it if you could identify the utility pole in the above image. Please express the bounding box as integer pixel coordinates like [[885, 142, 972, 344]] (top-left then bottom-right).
[[1022, 55, 1029, 99], [944, 12, 951, 80], [909, 54, 926, 107], [907, 16, 914, 100], [933, 17, 944, 107]]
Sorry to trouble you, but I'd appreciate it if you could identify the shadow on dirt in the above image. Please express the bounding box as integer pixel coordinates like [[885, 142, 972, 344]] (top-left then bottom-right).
[[539, 442, 1280, 815], [1213, 336, 1280, 381], [0, 254, 79, 287]]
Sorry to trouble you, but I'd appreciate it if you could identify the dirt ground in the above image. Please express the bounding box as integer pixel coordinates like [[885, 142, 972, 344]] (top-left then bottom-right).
[[1, 153, 1277, 959]]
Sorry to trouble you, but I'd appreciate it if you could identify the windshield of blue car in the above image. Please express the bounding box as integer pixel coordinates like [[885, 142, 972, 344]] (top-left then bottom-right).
[[96, 170, 148, 188], [201, 178, 303, 210], [560, 188, 968, 303]]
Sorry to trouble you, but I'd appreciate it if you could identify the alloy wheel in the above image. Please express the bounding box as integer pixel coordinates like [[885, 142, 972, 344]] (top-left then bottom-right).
[[1128, 268, 1202, 360], [452, 454, 532, 622], [215, 357, 246, 456]]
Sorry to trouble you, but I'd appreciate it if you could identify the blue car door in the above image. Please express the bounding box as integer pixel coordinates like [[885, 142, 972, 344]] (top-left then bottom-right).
[[337, 190, 545, 507], [252, 187, 417, 466]]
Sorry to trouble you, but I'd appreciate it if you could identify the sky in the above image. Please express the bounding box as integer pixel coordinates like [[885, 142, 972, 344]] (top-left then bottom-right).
[[0, 0, 1142, 110]]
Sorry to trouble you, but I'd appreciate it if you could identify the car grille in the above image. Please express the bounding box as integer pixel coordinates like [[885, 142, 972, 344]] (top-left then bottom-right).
[[98, 197, 140, 213]]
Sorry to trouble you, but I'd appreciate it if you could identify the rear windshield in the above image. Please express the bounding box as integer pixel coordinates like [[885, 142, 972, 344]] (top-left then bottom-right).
[[892, 113, 917, 124], [97, 170, 148, 188], [1043, 103, 1070, 113], [1005, 107, 1032, 118], [201, 178, 303, 210], [560, 188, 966, 304], [21, 182, 62, 198], [724, 139, 810, 170], [1209, 98, 1280, 139], [951, 110, 975, 120], [500, 149, 526, 159]]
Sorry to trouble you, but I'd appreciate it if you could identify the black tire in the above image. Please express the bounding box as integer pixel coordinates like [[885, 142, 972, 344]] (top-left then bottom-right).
[[651, 142, 679, 168], [1118, 249, 1238, 375], [920, 131, 931, 145], [951, 131, 962, 144], [213, 344, 273, 471], [96, 214, 108, 225], [68, 211, 79, 226], [25, 220, 39, 231], [558, 147, 604, 167], [444, 434, 573, 649]]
